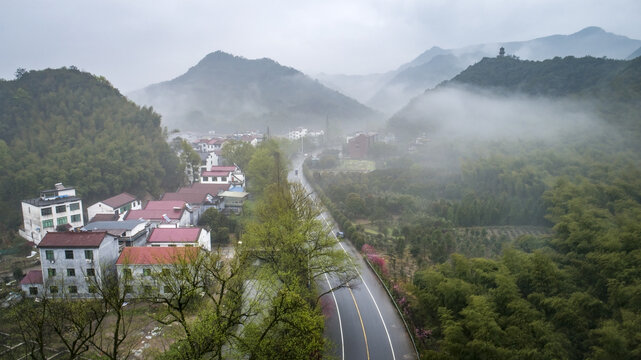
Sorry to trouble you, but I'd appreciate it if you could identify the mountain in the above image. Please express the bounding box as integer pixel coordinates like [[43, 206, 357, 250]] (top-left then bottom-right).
[[129, 51, 380, 134], [388, 55, 641, 141], [628, 46, 641, 60], [0, 68, 183, 230], [319, 27, 641, 115]]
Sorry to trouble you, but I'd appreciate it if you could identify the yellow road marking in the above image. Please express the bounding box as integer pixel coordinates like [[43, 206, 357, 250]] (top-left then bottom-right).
[[348, 286, 370, 360]]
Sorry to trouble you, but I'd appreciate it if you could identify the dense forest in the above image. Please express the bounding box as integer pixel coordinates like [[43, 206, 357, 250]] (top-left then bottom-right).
[[307, 55, 641, 358], [0, 68, 183, 231]]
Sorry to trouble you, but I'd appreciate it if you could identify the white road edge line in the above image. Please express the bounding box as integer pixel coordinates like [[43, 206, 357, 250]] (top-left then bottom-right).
[[321, 212, 397, 360], [325, 273, 344, 360]]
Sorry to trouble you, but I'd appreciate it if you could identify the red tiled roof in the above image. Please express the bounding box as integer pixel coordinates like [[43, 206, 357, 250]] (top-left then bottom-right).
[[39, 232, 109, 248], [207, 138, 226, 145], [147, 228, 201, 243], [125, 209, 183, 221], [178, 183, 230, 195], [116, 247, 199, 265], [20, 270, 43, 285], [144, 200, 186, 210], [202, 171, 231, 177], [208, 166, 237, 172], [101, 192, 137, 208], [161, 192, 209, 204]]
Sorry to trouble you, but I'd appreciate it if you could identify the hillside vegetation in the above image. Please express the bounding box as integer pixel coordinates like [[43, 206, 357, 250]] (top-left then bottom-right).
[[0, 68, 183, 231], [307, 55, 641, 358]]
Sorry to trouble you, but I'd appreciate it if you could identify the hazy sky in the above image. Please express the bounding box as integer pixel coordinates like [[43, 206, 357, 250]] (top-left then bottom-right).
[[2, 0, 640, 92]]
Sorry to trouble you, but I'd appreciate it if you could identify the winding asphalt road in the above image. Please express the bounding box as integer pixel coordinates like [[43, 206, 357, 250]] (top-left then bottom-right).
[[288, 155, 417, 360]]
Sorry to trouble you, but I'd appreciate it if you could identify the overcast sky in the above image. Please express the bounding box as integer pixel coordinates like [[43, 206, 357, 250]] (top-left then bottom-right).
[[1, 0, 640, 92]]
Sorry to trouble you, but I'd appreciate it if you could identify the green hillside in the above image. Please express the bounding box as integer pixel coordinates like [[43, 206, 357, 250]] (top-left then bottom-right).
[[0, 68, 183, 230]]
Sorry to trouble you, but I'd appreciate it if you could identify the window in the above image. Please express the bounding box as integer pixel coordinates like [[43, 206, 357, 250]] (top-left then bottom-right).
[[144, 285, 152, 294], [50, 286, 58, 294], [143, 268, 151, 276], [151, 244, 160, 247], [45, 250, 54, 261], [221, 176, 227, 182], [202, 176, 209, 182], [85, 250, 93, 260], [161, 268, 170, 276], [88, 285, 97, 294], [29, 287, 38, 295], [70, 214, 81, 223], [168, 244, 177, 247], [163, 285, 171, 293], [124, 285, 133, 293], [41, 207, 52, 216], [48, 268, 56, 277], [68, 286, 78, 294], [67, 268, 75, 277], [86, 268, 95, 277], [123, 268, 132, 279], [42, 219, 54, 228], [55, 205, 66, 213], [185, 244, 193, 247], [65, 250, 74, 259], [57, 217, 68, 226], [69, 203, 80, 211]]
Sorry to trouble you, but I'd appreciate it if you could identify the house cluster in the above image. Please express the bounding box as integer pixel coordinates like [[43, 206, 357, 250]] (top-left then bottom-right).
[[19, 180, 247, 299], [287, 127, 325, 141]]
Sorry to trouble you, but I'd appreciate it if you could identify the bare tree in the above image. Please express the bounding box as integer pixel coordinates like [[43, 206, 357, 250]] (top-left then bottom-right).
[[87, 270, 135, 360]]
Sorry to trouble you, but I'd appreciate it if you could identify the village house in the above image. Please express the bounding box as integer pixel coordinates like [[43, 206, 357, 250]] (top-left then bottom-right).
[[200, 165, 245, 188], [125, 200, 192, 227], [115, 246, 199, 297], [146, 227, 211, 251], [219, 190, 249, 214], [82, 219, 150, 249], [20, 183, 84, 245], [346, 132, 378, 159], [87, 192, 142, 222], [33, 231, 119, 298], [20, 269, 43, 298], [161, 189, 224, 225]]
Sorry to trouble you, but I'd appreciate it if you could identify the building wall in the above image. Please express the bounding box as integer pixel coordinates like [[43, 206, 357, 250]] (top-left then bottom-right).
[[116, 264, 174, 298], [39, 236, 118, 297], [21, 200, 84, 245]]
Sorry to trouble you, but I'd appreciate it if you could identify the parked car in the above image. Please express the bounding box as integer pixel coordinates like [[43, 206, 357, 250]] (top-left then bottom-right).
[[336, 231, 344, 238]]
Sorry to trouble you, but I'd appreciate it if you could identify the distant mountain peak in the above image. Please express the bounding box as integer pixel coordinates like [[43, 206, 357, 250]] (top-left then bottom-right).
[[574, 26, 606, 35]]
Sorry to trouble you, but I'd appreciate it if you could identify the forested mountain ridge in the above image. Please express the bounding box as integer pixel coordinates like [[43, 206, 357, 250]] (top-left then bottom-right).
[[319, 26, 641, 115], [0, 68, 183, 230], [390, 56, 641, 140], [129, 51, 380, 133]]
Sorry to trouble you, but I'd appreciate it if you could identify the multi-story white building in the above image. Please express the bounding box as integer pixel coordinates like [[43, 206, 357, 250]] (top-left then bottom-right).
[[87, 192, 142, 222], [36, 231, 119, 297], [20, 183, 84, 245], [288, 127, 308, 140]]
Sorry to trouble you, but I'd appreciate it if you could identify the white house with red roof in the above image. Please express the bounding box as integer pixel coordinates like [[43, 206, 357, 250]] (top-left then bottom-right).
[[200, 165, 245, 188], [36, 231, 119, 297], [147, 227, 211, 251], [87, 192, 142, 222], [20, 270, 43, 297], [116, 246, 199, 297], [125, 200, 192, 227]]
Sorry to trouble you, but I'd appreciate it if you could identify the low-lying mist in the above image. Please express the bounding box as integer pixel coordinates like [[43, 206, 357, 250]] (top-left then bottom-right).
[[392, 85, 606, 143]]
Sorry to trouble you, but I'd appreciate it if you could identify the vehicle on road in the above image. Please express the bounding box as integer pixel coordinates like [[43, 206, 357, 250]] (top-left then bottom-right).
[[336, 231, 344, 238]]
